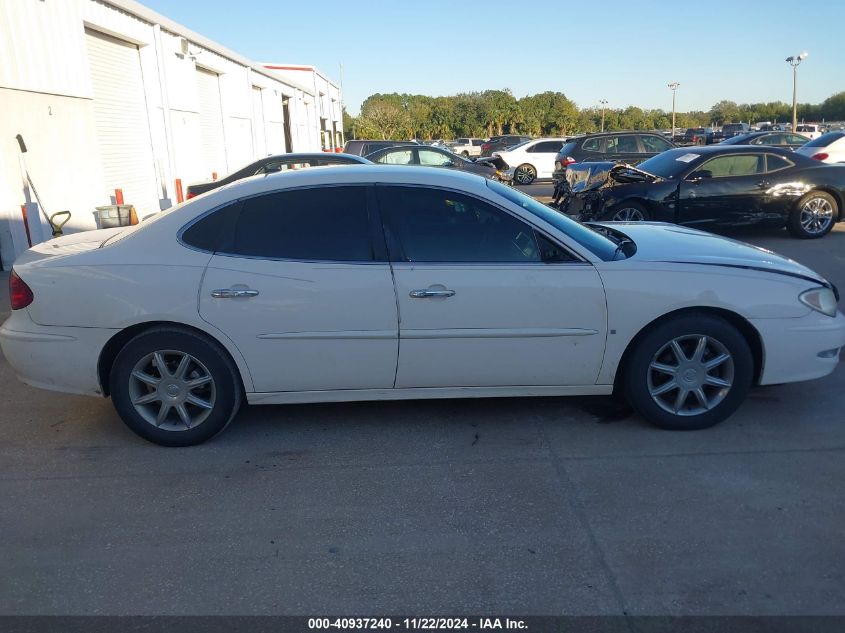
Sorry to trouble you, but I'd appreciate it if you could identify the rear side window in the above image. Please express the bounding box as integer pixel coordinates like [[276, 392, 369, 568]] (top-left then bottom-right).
[[181, 202, 241, 252], [224, 186, 373, 261], [531, 141, 565, 153], [581, 138, 601, 152], [640, 135, 673, 153], [378, 186, 540, 263], [765, 154, 793, 172], [471, 139, 484, 146]]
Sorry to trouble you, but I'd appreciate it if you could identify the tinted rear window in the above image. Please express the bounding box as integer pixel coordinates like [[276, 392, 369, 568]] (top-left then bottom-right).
[[804, 132, 845, 147], [636, 149, 704, 178], [224, 186, 373, 261]]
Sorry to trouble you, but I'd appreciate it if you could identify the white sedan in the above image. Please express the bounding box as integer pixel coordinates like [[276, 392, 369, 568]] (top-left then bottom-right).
[[794, 131, 845, 164], [495, 138, 569, 185], [2, 166, 844, 446]]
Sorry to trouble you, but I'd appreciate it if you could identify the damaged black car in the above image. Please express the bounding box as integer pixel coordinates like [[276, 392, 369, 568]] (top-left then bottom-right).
[[556, 145, 845, 239]]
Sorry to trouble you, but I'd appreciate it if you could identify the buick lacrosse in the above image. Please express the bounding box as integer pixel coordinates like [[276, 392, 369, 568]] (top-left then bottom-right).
[[2, 166, 844, 445]]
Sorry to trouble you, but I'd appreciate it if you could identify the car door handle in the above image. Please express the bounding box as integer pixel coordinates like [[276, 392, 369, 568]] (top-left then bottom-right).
[[211, 288, 260, 298], [409, 289, 456, 298], [757, 181, 770, 188]]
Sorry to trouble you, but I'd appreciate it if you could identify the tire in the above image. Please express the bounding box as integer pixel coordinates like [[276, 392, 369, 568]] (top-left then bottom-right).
[[110, 327, 243, 446], [786, 191, 837, 239], [514, 163, 537, 185], [622, 314, 753, 431], [461, 151, 469, 157], [609, 201, 650, 222]]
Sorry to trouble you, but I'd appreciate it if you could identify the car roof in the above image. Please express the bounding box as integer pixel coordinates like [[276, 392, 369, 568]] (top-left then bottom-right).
[[566, 131, 661, 141], [210, 164, 491, 200], [668, 145, 796, 156]]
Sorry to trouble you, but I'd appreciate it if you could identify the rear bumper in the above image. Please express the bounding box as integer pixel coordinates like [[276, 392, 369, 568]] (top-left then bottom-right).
[[0, 312, 112, 396], [751, 310, 845, 385]]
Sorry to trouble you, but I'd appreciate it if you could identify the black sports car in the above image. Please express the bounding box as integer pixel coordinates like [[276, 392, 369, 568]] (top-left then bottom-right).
[[558, 146, 845, 238], [185, 153, 370, 199]]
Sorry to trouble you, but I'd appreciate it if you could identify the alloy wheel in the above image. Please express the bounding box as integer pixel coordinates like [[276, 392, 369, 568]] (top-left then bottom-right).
[[799, 196, 834, 235], [612, 207, 646, 221], [128, 350, 217, 431], [515, 165, 536, 184], [647, 334, 734, 417]]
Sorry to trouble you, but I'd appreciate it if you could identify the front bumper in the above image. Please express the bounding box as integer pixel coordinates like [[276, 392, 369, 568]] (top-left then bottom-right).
[[751, 309, 845, 385], [0, 312, 113, 397]]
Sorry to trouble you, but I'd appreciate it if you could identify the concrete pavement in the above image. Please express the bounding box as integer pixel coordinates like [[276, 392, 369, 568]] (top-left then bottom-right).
[[1, 224, 844, 615]]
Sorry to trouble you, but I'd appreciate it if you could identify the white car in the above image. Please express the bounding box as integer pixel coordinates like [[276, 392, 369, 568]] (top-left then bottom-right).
[[2, 166, 844, 446], [496, 138, 569, 185], [795, 131, 845, 163], [450, 138, 485, 157], [795, 124, 823, 140]]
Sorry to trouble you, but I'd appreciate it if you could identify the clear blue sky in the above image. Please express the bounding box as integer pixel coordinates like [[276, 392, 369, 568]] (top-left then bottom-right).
[[142, 0, 844, 115]]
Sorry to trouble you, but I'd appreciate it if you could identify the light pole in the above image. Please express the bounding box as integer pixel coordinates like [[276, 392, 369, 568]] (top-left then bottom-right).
[[599, 99, 608, 132], [668, 82, 680, 137], [786, 52, 808, 132]]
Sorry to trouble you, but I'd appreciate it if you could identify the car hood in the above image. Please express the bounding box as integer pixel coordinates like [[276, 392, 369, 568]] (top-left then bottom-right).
[[14, 227, 126, 265], [566, 162, 657, 193], [599, 222, 827, 284]]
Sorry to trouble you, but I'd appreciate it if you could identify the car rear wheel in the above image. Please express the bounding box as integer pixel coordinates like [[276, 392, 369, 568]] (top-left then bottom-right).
[[610, 201, 650, 221], [787, 191, 837, 239], [623, 314, 753, 431], [514, 164, 537, 185], [461, 151, 469, 157], [110, 327, 242, 446]]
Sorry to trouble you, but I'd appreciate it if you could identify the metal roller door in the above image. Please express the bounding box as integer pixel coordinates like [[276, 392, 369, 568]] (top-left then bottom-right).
[[196, 67, 226, 177], [85, 29, 159, 215]]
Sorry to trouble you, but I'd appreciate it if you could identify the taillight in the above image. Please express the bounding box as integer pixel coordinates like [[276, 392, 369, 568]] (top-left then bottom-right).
[[562, 156, 576, 166], [9, 270, 33, 310], [186, 191, 197, 200], [481, 143, 490, 152], [811, 153, 829, 161]]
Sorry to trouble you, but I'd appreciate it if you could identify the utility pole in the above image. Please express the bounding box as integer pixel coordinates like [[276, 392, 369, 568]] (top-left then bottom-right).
[[668, 82, 680, 138], [786, 52, 808, 132], [599, 99, 608, 132]]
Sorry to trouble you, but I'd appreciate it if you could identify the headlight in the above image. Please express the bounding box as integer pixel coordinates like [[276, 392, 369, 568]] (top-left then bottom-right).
[[799, 287, 838, 317]]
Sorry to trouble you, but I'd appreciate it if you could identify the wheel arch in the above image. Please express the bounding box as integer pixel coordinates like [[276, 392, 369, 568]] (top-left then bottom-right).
[[613, 306, 764, 394], [98, 320, 252, 397]]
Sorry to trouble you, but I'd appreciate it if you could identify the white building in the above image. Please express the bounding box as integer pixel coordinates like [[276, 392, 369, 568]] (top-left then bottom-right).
[[0, 0, 343, 269]]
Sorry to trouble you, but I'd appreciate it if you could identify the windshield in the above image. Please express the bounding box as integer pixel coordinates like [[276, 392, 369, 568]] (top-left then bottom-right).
[[722, 124, 744, 132], [804, 131, 845, 147], [635, 148, 703, 179], [487, 180, 619, 261]]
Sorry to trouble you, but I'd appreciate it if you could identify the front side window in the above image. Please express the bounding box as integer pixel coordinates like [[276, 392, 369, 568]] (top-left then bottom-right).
[[640, 135, 672, 153], [418, 149, 452, 166], [224, 186, 373, 261], [376, 150, 414, 165], [378, 186, 540, 263], [697, 154, 764, 178]]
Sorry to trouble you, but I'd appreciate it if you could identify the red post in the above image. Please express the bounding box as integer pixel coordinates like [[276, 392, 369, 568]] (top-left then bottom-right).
[[212, 172, 218, 181], [175, 179, 184, 203], [20, 205, 32, 247], [114, 189, 124, 205]]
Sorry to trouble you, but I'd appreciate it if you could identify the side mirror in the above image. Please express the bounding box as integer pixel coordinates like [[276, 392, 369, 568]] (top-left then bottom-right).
[[688, 169, 713, 181]]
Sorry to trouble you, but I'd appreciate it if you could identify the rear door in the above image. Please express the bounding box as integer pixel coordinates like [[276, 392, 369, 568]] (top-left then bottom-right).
[[376, 185, 607, 388], [198, 185, 398, 394], [527, 140, 566, 178]]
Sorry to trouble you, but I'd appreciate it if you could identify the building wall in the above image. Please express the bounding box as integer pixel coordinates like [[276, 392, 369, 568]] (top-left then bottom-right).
[[0, 0, 336, 269]]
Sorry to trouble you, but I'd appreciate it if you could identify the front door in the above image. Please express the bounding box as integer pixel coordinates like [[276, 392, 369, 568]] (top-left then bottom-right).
[[376, 185, 607, 389], [677, 153, 766, 227], [198, 185, 398, 394]]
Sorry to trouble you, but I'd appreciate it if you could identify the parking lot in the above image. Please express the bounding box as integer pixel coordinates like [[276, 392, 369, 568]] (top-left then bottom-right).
[[1, 218, 844, 616]]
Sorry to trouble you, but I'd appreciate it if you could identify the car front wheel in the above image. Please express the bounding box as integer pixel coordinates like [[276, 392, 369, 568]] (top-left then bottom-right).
[[623, 314, 753, 430], [110, 327, 243, 446]]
